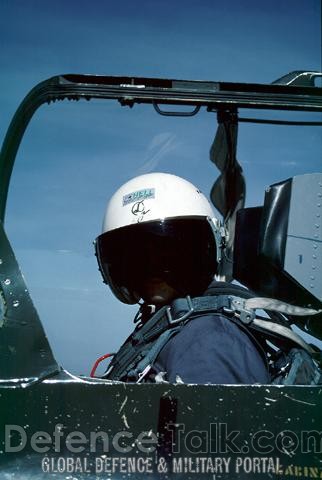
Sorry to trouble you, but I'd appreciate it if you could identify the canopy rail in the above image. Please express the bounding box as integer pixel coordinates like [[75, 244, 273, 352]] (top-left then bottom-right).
[[1, 71, 322, 223]]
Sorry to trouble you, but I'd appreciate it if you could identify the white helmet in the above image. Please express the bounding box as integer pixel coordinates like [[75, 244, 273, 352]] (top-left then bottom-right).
[[95, 172, 221, 304]]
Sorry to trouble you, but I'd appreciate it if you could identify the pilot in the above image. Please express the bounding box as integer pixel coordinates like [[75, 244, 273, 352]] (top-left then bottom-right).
[[95, 172, 270, 384]]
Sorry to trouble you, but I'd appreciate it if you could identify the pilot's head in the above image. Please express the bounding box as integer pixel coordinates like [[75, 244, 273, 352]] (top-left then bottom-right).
[[95, 172, 220, 306]]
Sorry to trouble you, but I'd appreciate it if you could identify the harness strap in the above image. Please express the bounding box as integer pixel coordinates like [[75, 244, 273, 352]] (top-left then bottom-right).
[[128, 328, 182, 382], [245, 297, 322, 317], [105, 293, 315, 381], [251, 319, 314, 353], [171, 295, 314, 353], [132, 304, 170, 344]]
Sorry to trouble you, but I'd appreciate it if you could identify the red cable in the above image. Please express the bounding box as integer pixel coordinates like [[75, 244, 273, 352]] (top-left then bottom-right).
[[90, 353, 115, 378]]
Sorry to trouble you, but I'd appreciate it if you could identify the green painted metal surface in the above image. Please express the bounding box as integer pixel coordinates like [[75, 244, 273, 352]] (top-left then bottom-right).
[[0, 222, 59, 381], [0, 380, 321, 478]]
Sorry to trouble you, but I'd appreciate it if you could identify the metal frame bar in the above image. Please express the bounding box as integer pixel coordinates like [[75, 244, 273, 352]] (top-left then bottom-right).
[[0, 72, 322, 223]]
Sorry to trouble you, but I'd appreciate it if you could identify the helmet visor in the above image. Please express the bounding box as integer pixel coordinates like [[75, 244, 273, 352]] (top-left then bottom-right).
[[96, 217, 217, 302]]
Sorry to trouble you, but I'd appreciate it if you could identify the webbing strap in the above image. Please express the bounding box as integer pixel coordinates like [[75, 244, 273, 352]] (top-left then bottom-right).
[[245, 297, 322, 317], [170, 295, 254, 325], [132, 305, 170, 342], [252, 319, 314, 353], [105, 293, 313, 381], [128, 327, 182, 382], [170, 295, 231, 318]]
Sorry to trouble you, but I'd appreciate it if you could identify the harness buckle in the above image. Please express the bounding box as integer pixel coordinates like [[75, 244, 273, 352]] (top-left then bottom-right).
[[166, 296, 194, 325], [136, 364, 152, 383], [230, 297, 256, 324]]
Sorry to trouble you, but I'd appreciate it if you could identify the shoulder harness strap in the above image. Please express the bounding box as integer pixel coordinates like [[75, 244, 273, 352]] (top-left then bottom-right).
[[105, 292, 319, 382]]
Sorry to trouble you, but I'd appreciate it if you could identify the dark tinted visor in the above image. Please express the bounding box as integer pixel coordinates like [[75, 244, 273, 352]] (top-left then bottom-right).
[[96, 217, 217, 300]]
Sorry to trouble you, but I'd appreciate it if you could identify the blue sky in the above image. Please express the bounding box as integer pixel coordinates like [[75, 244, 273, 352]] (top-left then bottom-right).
[[0, 0, 321, 374]]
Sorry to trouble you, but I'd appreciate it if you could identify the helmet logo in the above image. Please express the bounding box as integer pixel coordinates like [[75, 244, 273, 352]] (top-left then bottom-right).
[[131, 201, 150, 222]]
